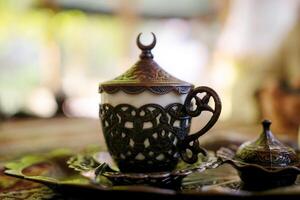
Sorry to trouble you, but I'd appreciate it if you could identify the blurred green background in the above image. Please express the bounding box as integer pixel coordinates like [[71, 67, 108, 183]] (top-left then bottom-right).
[[0, 0, 299, 137]]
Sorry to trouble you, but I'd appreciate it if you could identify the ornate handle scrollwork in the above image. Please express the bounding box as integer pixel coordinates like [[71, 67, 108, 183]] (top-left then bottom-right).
[[179, 86, 222, 164]]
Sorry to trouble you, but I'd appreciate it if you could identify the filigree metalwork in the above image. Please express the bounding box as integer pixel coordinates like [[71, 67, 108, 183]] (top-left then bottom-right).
[[99, 85, 192, 95], [235, 120, 298, 167], [179, 86, 222, 164], [99, 33, 193, 95], [99, 86, 222, 172], [100, 103, 190, 172]]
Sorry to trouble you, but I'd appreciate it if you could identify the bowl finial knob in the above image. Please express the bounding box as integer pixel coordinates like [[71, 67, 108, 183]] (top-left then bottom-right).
[[262, 119, 272, 131]]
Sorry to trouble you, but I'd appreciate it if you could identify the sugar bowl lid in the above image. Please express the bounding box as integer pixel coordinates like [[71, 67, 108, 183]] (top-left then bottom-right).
[[99, 33, 193, 95], [235, 120, 298, 167]]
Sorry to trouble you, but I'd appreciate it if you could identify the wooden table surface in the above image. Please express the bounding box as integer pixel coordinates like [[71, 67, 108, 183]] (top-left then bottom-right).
[[0, 117, 261, 161]]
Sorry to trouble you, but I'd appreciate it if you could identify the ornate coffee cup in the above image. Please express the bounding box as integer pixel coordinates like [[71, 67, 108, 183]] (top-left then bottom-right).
[[99, 33, 221, 173]]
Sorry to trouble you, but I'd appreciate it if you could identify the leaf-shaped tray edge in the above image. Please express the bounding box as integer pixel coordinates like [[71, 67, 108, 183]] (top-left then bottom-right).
[[3, 149, 178, 195]]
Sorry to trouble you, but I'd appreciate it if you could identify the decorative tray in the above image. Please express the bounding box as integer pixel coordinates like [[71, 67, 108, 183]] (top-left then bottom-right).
[[4, 149, 300, 199]]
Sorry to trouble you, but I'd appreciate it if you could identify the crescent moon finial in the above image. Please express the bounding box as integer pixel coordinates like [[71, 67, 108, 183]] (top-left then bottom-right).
[[136, 32, 156, 59]]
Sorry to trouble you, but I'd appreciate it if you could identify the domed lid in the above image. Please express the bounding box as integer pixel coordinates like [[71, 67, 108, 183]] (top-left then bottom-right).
[[235, 120, 298, 167], [99, 33, 193, 95]]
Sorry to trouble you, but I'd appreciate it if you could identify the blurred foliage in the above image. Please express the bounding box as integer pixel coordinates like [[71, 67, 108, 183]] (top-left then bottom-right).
[[0, 0, 125, 115]]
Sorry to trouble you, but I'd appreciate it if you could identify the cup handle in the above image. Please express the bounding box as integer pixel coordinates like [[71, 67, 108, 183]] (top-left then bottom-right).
[[179, 86, 222, 164]]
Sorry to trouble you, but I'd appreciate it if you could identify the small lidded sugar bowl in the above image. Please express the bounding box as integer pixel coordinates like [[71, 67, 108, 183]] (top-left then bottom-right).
[[235, 120, 298, 168], [217, 120, 300, 190], [99, 33, 222, 173]]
